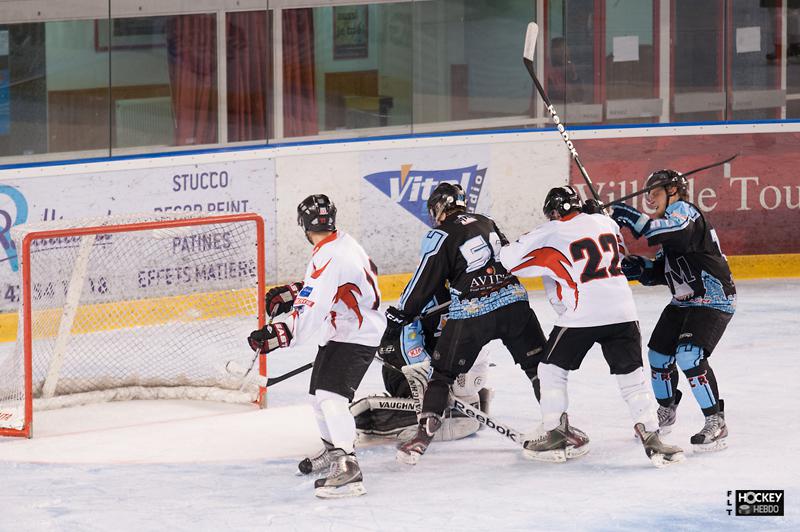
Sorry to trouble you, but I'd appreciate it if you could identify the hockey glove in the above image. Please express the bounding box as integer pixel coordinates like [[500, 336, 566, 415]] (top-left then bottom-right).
[[611, 203, 651, 239], [581, 198, 605, 215], [621, 255, 662, 286], [385, 306, 412, 335], [621, 255, 647, 281], [248, 322, 293, 353], [265, 282, 303, 318]]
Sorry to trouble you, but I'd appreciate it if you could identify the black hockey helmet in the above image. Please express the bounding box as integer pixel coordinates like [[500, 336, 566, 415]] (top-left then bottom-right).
[[543, 185, 582, 220], [646, 169, 688, 197], [427, 182, 467, 225], [297, 194, 337, 232]]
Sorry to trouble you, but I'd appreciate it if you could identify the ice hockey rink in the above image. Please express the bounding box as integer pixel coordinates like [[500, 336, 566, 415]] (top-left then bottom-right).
[[1, 279, 797, 531]]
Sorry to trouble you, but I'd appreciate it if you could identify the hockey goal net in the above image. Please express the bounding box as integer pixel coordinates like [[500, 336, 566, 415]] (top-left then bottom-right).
[[0, 213, 266, 438]]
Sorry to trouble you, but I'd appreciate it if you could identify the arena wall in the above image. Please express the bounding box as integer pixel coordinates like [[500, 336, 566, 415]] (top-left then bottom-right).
[[0, 123, 798, 340]]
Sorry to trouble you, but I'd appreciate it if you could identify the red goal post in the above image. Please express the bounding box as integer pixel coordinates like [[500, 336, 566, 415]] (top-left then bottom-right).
[[0, 213, 267, 438]]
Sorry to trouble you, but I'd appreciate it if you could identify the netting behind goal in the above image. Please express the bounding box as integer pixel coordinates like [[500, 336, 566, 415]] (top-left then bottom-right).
[[0, 213, 266, 438]]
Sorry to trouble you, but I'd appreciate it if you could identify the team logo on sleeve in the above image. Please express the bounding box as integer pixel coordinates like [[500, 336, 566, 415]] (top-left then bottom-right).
[[364, 164, 487, 224], [299, 286, 313, 297]]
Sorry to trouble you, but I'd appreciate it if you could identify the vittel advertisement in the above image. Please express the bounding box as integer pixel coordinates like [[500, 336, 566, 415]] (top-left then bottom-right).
[[360, 145, 491, 274]]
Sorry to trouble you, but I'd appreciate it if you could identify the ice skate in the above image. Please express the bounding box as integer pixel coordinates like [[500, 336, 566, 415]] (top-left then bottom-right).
[[396, 413, 441, 465], [634, 423, 685, 468], [656, 390, 681, 435], [522, 413, 589, 463], [314, 449, 366, 499], [298, 439, 334, 475], [690, 405, 728, 452]]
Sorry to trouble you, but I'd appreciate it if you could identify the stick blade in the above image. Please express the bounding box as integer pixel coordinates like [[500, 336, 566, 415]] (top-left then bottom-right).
[[523, 22, 539, 61]]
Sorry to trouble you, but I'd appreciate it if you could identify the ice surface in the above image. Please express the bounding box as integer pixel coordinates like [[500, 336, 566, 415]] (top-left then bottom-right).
[[1, 279, 798, 531]]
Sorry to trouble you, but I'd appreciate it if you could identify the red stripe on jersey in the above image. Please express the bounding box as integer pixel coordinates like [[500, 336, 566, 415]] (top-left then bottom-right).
[[364, 267, 380, 310], [310, 258, 332, 279], [312, 231, 339, 255], [334, 283, 364, 328], [510, 246, 579, 309]]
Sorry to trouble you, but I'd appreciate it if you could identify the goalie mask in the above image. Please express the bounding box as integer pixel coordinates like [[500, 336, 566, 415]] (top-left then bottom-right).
[[297, 194, 337, 233], [543, 185, 582, 220], [646, 169, 687, 198], [427, 183, 467, 226]]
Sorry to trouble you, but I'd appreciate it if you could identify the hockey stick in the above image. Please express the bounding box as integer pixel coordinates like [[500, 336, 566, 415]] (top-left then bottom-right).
[[604, 153, 739, 207], [228, 360, 313, 388], [230, 293, 452, 390], [523, 22, 600, 201], [374, 354, 529, 447]]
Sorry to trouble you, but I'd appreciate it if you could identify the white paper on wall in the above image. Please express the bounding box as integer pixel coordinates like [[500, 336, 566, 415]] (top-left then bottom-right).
[[613, 36, 639, 62], [736, 26, 761, 54], [0, 31, 9, 56]]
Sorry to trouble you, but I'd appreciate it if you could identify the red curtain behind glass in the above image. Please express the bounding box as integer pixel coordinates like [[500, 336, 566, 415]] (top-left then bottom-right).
[[167, 14, 218, 146], [227, 11, 269, 142], [283, 9, 318, 137]]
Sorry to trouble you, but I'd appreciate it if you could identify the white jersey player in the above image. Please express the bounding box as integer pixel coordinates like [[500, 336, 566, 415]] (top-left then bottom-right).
[[248, 194, 384, 498], [498, 186, 684, 467]]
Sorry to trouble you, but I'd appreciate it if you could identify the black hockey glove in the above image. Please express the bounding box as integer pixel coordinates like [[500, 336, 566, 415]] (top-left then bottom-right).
[[621, 255, 647, 281], [265, 282, 303, 318], [581, 198, 604, 215], [384, 306, 412, 335], [611, 204, 651, 239], [248, 322, 293, 353]]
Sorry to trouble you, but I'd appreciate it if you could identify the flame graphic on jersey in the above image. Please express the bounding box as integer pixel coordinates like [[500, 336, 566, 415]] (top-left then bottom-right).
[[510, 247, 579, 309], [311, 258, 332, 279], [334, 283, 364, 328]]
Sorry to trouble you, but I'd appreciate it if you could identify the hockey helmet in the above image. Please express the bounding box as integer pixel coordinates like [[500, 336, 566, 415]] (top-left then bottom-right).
[[645, 169, 687, 197], [543, 185, 582, 220], [297, 194, 337, 232], [427, 182, 467, 226]]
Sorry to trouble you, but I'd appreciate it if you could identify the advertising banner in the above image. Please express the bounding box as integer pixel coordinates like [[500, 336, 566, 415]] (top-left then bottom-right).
[[360, 145, 492, 274], [569, 132, 800, 256], [0, 158, 276, 312]]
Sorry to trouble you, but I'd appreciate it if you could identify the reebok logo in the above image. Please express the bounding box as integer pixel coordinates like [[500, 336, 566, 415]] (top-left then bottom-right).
[[364, 164, 487, 224]]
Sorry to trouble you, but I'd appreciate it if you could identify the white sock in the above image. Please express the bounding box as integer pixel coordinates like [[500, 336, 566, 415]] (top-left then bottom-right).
[[309, 393, 332, 443], [616, 368, 659, 432], [537, 363, 569, 431], [316, 389, 357, 454]]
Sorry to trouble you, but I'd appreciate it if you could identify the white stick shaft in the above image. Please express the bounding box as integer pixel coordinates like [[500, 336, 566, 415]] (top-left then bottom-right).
[[523, 22, 539, 61]]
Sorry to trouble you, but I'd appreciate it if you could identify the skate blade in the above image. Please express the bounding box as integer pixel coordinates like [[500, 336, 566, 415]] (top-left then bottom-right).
[[314, 482, 367, 499], [692, 439, 728, 453], [522, 448, 567, 463], [566, 443, 589, 459], [649, 451, 686, 468], [395, 449, 421, 465]]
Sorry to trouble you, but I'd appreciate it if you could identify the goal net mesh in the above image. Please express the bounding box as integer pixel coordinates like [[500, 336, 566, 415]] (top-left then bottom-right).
[[0, 213, 264, 434]]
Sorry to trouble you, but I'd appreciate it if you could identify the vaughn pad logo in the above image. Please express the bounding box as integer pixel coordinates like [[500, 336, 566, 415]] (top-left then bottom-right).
[[364, 163, 487, 224], [727, 490, 784, 516]]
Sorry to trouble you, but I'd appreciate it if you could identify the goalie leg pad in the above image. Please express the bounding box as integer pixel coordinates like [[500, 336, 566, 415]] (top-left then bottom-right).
[[351, 396, 418, 438]]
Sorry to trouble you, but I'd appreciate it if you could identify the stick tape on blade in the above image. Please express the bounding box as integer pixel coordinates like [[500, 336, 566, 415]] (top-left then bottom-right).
[[523, 22, 539, 60]]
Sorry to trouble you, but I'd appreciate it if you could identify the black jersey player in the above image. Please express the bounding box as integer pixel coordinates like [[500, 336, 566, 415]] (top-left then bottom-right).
[[612, 169, 735, 452], [385, 182, 550, 465]]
